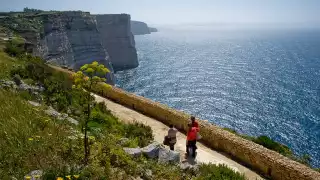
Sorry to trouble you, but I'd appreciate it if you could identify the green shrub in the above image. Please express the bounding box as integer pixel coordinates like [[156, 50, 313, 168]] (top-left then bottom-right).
[[196, 163, 246, 180], [23, 78, 35, 85], [253, 136, 292, 156], [143, 160, 185, 180], [293, 154, 312, 166], [124, 122, 153, 147], [4, 39, 25, 57], [109, 148, 138, 175], [10, 64, 28, 79]]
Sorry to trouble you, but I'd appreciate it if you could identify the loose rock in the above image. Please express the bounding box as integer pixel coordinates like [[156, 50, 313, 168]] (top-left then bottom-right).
[[28, 101, 41, 107], [179, 161, 199, 173], [45, 106, 61, 118], [66, 117, 79, 125], [158, 147, 180, 164], [123, 147, 142, 158], [141, 142, 161, 159]]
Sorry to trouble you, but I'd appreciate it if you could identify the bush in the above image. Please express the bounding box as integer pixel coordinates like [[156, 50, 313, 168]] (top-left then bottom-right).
[[4, 39, 25, 57], [294, 154, 312, 166], [124, 122, 153, 147], [10, 64, 28, 79], [142, 160, 185, 180], [196, 164, 246, 180], [253, 136, 292, 156]]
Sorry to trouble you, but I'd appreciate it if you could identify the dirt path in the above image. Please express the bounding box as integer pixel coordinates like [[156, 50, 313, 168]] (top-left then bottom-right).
[[94, 94, 264, 180]]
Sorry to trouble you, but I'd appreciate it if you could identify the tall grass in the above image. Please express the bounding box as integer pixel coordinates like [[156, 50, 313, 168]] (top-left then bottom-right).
[[0, 90, 82, 179]]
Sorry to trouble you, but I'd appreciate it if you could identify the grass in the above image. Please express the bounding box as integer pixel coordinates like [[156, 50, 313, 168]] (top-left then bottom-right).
[[0, 89, 79, 179], [0, 52, 24, 79]]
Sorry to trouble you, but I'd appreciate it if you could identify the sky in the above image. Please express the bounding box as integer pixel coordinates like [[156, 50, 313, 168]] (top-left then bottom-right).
[[0, 0, 319, 26]]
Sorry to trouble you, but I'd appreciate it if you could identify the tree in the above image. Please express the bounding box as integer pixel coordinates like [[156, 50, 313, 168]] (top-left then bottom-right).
[[72, 61, 110, 164]]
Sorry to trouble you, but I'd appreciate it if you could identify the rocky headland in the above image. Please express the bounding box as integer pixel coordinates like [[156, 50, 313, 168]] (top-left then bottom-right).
[[131, 20, 158, 35], [0, 11, 158, 84]]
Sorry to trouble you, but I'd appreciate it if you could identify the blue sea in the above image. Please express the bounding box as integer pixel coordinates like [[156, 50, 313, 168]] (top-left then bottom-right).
[[115, 26, 320, 167]]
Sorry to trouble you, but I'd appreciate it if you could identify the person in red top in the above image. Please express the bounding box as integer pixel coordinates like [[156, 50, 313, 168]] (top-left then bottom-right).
[[186, 123, 199, 158]]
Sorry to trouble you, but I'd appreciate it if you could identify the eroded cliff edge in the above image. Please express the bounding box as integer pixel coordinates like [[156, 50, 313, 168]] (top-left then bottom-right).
[[96, 14, 138, 71], [0, 11, 140, 84], [38, 12, 115, 83]]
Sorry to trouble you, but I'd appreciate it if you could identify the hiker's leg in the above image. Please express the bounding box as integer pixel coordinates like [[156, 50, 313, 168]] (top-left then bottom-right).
[[192, 141, 196, 158], [169, 143, 174, 151], [186, 141, 190, 154]]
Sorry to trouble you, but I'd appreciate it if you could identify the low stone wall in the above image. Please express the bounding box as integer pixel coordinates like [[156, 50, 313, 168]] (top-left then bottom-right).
[[49, 66, 320, 180], [93, 84, 320, 180]]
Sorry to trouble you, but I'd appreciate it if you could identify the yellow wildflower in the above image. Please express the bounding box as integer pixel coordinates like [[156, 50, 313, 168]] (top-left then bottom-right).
[[34, 174, 41, 179], [28, 138, 34, 141], [25, 175, 32, 180], [89, 136, 95, 140], [66, 175, 71, 179], [73, 175, 80, 179], [56, 177, 63, 180]]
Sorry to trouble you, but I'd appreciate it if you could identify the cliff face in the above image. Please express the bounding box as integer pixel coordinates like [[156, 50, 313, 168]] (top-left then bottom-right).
[[37, 11, 115, 84], [131, 21, 151, 35], [0, 11, 143, 84], [96, 14, 138, 71]]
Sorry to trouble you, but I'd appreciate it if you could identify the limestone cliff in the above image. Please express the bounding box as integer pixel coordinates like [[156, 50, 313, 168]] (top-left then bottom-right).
[[131, 21, 151, 35], [0, 11, 144, 84], [37, 11, 115, 84], [96, 14, 138, 71]]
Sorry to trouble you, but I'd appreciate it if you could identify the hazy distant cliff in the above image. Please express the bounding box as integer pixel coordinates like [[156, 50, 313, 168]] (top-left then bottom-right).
[[131, 21, 151, 35], [96, 14, 138, 71]]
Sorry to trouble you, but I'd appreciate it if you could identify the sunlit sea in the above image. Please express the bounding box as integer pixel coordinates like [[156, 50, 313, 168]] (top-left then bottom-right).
[[115, 27, 320, 167]]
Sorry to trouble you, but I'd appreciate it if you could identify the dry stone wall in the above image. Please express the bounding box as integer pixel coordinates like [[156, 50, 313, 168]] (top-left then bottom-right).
[[92, 84, 320, 180]]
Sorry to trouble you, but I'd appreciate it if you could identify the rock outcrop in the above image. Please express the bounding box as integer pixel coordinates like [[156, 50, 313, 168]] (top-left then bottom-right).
[[96, 14, 138, 71], [141, 142, 161, 159], [131, 21, 151, 35], [158, 147, 180, 164]]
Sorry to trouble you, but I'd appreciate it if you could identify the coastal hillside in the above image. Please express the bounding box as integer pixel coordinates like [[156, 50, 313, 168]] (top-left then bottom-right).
[[0, 33, 248, 179]]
